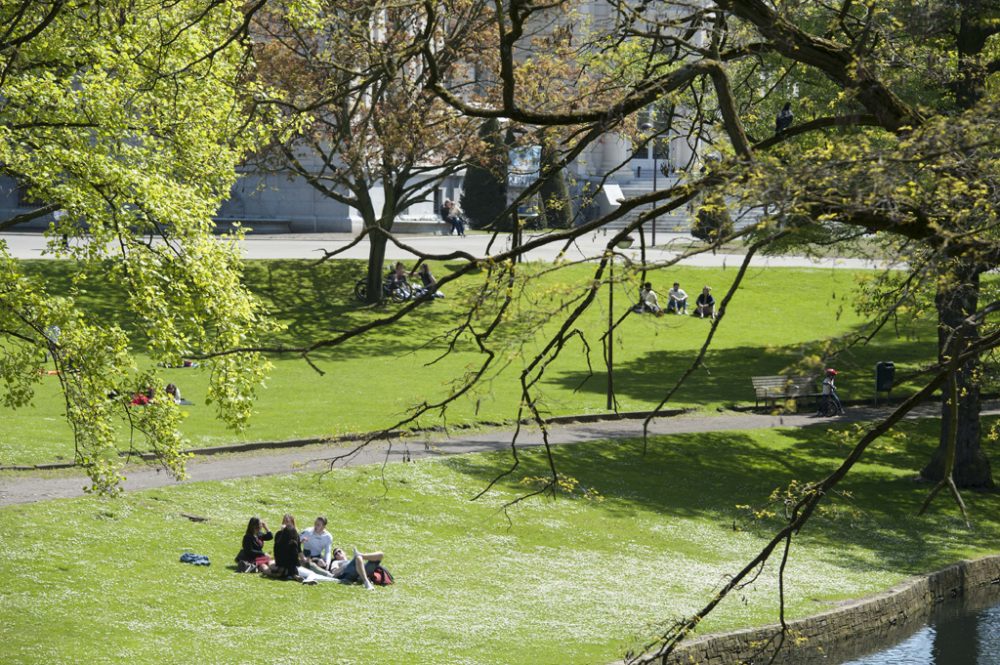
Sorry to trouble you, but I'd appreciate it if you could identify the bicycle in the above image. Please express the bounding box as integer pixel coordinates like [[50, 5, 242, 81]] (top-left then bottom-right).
[[817, 389, 845, 416], [354, 277, 412, 303]]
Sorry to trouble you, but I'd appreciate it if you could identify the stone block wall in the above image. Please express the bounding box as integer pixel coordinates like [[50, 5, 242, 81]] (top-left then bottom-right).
[[643, 555, 1000, 665]]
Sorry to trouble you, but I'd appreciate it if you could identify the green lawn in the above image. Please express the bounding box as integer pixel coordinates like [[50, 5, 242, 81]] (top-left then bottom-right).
[[1, 422, 996, 664], [0, 260, 937, 466]]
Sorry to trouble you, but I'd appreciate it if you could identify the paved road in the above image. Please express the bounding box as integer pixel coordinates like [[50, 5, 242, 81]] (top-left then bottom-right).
[[2, 230, 889, 269], [0, 406, 938, 506]]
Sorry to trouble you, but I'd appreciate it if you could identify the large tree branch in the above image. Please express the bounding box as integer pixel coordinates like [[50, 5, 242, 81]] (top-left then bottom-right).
[[0, 203, 59, 231], [0, 0, 64, 51], [752, 114, 880, 150], [714, 0, 922, 131]]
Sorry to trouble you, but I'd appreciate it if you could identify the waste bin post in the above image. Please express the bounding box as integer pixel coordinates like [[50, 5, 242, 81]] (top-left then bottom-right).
[[875, 361, 895, 407]]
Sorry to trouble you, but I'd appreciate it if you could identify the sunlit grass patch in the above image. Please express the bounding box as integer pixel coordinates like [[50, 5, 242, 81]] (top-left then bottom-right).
[[3, 421, 999, 664], [1, 260, 937, 466]]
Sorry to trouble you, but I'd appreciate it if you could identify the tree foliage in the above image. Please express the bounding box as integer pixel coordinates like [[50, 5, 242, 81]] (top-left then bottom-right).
[[0, 0, 274, 491], [252, 0, 492, 300]]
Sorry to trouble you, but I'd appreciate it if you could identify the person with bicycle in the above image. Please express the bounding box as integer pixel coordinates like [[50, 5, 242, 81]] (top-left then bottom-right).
[[820, 368, 845, 416]]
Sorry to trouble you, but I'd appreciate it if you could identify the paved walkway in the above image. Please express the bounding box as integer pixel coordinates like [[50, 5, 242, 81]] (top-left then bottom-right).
[[0, 404, 949, 506], [2, 230, 890, 269]]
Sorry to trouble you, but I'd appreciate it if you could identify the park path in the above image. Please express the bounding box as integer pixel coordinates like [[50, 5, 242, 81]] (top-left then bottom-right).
[[0, 404, 960, 506], [1, 230, 889, 269]]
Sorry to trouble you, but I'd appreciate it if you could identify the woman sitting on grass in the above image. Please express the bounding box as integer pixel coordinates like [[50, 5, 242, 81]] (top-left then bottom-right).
[[236, 517, 273, 573], [410, 263, 445, 299], [266, 514, 302, 580]]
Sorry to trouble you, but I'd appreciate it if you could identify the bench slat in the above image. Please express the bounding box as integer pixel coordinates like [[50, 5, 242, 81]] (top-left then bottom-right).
[[750, 375, 819, 406]]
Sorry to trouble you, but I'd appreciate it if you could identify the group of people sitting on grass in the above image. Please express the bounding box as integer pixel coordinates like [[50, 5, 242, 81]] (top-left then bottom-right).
[[387, 261, 446, 300], [634, 281, 716, 319], [236, 514, 391, 589], [125, 383, 186, 406]]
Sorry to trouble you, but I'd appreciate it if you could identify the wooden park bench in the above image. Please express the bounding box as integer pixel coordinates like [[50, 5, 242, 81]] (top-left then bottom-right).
[[751, 375, 821, 408]]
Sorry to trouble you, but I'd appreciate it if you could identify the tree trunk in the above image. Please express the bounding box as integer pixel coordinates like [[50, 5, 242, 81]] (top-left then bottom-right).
[[539, 143, 573, 229], [922, 264, 994, 488], [920, 3, 995, 488], [365, 229, 389, 304]]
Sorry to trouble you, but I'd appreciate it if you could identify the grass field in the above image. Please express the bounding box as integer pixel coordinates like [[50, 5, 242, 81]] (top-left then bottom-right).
[[0, 260, 937, 466], [1, 421, 996, 664]]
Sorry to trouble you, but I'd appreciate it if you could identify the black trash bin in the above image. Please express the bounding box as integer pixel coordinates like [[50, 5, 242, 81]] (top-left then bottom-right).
[[876, 361, 895, 393]]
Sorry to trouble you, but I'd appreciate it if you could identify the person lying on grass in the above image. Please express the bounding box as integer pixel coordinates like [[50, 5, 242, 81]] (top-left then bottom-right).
[[294, 546, 385, 589], [235, 516, 273, 574], [325, 546, 385, 590]]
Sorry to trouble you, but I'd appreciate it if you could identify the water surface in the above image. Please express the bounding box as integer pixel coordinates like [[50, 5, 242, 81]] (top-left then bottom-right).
[[841, 600, 1000, 665]]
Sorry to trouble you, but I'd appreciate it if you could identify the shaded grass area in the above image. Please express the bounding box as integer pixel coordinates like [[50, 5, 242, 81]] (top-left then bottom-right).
[[0, 260, 937, 465], [1, 422, 997, 664]]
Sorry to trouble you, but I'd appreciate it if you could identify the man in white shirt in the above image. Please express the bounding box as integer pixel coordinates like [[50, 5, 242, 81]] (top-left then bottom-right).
[[300, 516, 333, 569], [667, 282, 688, 314], [635, 282, 661, 314]]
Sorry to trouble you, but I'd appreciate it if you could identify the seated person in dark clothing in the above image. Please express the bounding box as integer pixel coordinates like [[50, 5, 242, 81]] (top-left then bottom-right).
[[387, 261, 410, 289], [130, 386, 155, 406], [268, 514, 302, 579], [235, 516, 273, 573], [695, 286, 716, 319], [410, 263, 445, 299]]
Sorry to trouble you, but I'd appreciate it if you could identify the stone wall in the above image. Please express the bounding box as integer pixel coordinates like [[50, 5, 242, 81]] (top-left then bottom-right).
[[649, 554, 1000, 665]]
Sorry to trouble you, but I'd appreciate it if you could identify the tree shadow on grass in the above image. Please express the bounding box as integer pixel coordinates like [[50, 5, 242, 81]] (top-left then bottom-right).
[[551, 323, 937, 406], [19, 259, 477, 359], [234, 260, 479, 359], [442, 422, 1000, 577]]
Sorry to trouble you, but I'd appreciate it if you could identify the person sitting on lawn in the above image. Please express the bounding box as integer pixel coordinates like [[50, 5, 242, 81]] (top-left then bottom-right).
[[695, 286, 716, 319], [165, 383, 182, 405], [300, 516, 333, 571], [634, 282, 661, 314], [267, 514, 302, 580], [235, 516, 273, 573], [820, 368, 845, 416], [130, 386, 155, 406], [667, 282, 688, 314], [411, 263, 445, 299], [386, 262, 413, 297], [327, 546, 385, 591]]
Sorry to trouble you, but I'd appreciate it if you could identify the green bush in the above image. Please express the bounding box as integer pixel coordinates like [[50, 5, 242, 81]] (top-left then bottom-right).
[[692, 194, 734, 243], [461, 118, 510, 230]]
